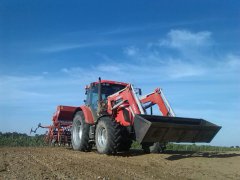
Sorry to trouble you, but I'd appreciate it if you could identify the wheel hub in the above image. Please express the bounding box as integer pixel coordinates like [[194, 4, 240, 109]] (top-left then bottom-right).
[[97, 127, 107, 148], [73, 120, 82, 144]]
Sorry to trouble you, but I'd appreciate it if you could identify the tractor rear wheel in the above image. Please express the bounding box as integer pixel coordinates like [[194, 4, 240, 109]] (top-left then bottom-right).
[[71, 111, 91, 151], [95, 116, 122, 154]]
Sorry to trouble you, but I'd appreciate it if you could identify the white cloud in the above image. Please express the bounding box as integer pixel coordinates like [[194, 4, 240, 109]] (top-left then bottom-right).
[[61, 67, 85, 76], [0, 74, 86, 106], [225, 54, 240, 69], [40, 44, 84, 52], [39, 41, 114, 53], [164, 59, 206, 78], [120, 29, 239, 80], [102, 26, 143, 35], [124, 46, 139, 56], [159, 29, 212, 48], [61, 68, 69, 73], [27, 29, 240, 86]]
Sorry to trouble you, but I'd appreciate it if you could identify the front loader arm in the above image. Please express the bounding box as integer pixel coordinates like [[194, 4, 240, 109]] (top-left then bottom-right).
[[140, 88, 175, 117], [107, 84, 144, 126], [107, 84, 143, 115]]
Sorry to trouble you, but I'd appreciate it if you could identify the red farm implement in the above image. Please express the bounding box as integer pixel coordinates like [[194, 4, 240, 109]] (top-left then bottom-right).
[[31, 106, 75, 146]]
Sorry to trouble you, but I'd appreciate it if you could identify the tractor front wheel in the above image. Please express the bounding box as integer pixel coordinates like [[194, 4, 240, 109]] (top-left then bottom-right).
[[95, 116, 122, 154]]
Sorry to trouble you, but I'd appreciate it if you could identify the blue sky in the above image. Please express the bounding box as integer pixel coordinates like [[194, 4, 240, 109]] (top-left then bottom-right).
[[0, 0, 239, 146]]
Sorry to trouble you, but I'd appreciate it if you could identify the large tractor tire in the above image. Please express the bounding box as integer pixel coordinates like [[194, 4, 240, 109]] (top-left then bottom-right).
[[71, 111, 92, 151], [142, 142, 166, 153], [95, 116, 122, 154]]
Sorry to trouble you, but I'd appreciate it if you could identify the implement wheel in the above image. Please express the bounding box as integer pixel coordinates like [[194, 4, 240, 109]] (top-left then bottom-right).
[[71, 111, 92, 151]]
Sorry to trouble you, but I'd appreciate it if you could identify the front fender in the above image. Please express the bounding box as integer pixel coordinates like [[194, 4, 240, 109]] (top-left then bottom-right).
[[79, 105, 95, 124]]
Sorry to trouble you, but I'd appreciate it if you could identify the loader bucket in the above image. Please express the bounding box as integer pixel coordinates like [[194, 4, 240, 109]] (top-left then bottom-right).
[[134, 114, 221, 143]]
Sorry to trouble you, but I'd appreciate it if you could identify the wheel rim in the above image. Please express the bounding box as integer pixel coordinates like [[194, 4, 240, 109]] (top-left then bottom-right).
[[97, 126, 107, 148], [73, 120, 82, 144]]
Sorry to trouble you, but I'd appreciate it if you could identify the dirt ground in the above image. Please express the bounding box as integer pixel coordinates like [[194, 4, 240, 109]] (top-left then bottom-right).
[[0, 147, 240, 180]]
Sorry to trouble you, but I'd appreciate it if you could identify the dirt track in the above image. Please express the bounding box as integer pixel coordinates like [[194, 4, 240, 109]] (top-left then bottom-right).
[[0, 147, 240, 180]]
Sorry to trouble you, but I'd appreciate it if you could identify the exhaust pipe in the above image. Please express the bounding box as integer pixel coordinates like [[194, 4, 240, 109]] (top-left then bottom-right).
[[97, 77, 102, 115]]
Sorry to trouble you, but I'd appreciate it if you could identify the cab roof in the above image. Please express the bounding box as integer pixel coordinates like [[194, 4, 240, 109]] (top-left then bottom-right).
[[91, 80, 128, 86]]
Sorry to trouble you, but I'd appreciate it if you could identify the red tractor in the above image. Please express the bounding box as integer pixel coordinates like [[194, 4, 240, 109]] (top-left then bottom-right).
[[33, 78, 221, 154]]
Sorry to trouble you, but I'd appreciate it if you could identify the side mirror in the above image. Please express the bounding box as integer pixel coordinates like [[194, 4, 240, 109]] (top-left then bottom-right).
[[138, 89, 142, 96], [85, 85, 89, 95], [135, 88, 142, 95]]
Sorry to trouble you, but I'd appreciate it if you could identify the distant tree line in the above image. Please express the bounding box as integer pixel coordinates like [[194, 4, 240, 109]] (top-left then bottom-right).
[[0, 132, 239, 152], [131, 141, 240, 152], [0, 132, 46, 147], [166, 143, 240, 152]]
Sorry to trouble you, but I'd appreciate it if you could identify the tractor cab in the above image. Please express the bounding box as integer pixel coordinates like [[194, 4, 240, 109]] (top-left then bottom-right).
[[85, 80, 128, 117]]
